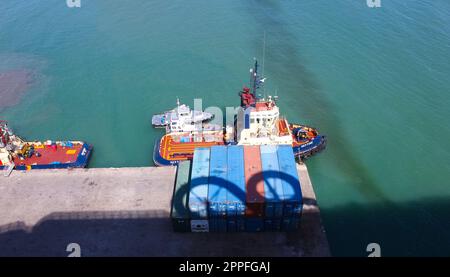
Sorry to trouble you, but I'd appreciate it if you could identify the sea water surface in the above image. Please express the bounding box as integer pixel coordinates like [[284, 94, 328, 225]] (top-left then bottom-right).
[[1, 0, 450, 256]]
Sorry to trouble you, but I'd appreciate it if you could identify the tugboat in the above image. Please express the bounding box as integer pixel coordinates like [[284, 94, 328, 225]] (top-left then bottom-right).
[[152, 98, 214, 129], [0, 121, 92, 173], [152, 60, 326, 166], [231, 60, 326, 159], [153, 130, 224, 166], [152, 99, 224, 166]]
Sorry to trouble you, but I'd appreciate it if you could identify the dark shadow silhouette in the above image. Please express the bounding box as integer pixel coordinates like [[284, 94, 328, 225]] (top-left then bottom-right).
[[0, 208, 325, 257], [0, 167, 330, 257], [243, 0, 389, 203], [176, 170, 304, 209], [321, 196, 450, 257], [1, 195, 449, 256]]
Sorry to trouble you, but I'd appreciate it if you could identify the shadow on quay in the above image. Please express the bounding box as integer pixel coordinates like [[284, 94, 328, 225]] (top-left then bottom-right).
[[0, 207, 324, 257], [1, 195, 449, 256], [0, 168, 328, 257]]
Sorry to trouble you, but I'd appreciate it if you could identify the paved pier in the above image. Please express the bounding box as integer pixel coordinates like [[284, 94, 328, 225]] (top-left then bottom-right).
[[0, 165, 330, 257]]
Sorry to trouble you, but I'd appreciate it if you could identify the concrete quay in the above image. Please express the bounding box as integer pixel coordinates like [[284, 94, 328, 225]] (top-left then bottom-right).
[[0, 164, 330, 256]]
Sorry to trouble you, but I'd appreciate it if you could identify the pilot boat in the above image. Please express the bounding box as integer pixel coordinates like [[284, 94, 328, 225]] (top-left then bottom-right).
[[151, 98, 214, 128]]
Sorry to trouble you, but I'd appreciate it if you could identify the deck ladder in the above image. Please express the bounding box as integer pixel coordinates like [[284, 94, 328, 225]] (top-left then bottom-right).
[[3, 162, 15, 177]]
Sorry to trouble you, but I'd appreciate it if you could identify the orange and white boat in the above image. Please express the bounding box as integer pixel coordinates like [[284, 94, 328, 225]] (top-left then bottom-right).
[[152, 60, 326, 166], [153, 130, 224, 166]]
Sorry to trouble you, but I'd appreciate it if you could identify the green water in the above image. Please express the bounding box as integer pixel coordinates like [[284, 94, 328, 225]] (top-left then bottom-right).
[[1, 0, 450, 256]]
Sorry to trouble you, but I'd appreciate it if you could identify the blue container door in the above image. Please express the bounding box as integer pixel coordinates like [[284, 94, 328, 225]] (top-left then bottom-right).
[[272, 218, 282, 231], [281, 216, 300, 232], [227, 219, 237, 232], [217, 218, 227, 232], [226, 203, 237, 217], [189, 148, 210, 219], [237, 217, 246, 232], [264, 218, 273, 231], [208, 146, 228, 232], [260, 145, 284, 219], [245, 218, 264, 232], [226, 146, 246, 232], [277, 145, 303, 230]]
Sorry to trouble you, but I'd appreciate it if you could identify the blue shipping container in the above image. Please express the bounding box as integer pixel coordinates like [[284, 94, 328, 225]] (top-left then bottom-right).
[[208, 146, 228, 232], [226, 146, 246, 232], [282, 216, 300, 232], [189, 148, 211, 220], [264, 218, 282, 232], [260, 145, 284, 219], [277, 145, 303, 218], [245, 217, 264, 232]]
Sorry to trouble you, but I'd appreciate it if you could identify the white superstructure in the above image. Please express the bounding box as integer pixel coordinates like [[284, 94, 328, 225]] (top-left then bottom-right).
[[235, 96, 293, 146], [152, 99, 217, 133]]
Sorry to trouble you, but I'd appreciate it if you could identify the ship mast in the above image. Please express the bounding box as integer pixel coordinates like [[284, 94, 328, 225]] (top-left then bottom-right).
[[250, 59, 266, 105], [252, 59, 259, 99]]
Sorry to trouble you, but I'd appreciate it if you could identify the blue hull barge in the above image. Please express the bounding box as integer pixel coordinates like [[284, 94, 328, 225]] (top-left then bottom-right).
[[1, 121, 92, 172]]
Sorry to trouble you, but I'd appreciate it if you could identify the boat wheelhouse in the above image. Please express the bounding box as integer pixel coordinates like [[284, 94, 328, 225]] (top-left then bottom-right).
[[152, 98, 215, 133], [233, 60, 326, 159]]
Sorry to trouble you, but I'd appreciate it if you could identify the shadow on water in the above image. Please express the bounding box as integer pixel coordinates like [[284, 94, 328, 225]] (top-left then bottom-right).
[[322, 196, 450, 256], [243, 0, 389, 202], [240, 2, 450, 257]]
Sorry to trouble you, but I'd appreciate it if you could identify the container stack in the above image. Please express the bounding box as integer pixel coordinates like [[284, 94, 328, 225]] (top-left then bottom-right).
[[260, 145, 284, 231], [278, 145, 303, 231], [207, 146, 228, 232], [226, 145, 246, 232], [188, 147, 210, 232], [170, 145, 303, 232], [244, 146, 265, 232]]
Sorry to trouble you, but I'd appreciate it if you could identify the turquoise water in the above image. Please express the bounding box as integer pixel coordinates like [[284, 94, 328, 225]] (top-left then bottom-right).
[[1, 0, 450, 256]]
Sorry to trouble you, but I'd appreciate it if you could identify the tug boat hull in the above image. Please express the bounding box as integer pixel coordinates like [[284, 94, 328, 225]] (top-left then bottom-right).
[[1, 121, 93, 171], [153, 133, 224, 166], [290, 124, 327, 160], [0, 142, 93, 171], [152, 124, 325, 166]]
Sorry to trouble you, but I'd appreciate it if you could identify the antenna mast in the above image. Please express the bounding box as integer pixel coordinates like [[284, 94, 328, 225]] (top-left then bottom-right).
[[262, 31, 266, 79]]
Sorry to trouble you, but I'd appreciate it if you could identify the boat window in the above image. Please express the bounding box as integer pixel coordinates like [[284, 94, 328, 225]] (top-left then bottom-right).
[[245, 114, 250, 129]]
